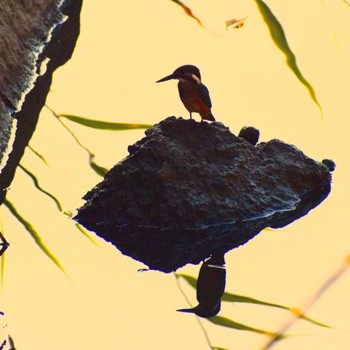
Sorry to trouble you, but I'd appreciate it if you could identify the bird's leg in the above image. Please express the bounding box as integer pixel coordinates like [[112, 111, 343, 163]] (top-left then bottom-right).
[[189, 112, 192, 120]]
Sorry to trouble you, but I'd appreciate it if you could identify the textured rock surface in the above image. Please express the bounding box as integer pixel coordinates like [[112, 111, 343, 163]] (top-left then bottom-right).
[[75, 117, 334, 272], [0, 0, 82, 203]]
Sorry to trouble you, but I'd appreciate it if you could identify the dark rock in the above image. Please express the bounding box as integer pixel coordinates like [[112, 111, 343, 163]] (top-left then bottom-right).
[[322, 159, 336, 172], [238, 126, 260, 146], [0, 0, 82, 203], [75, 117, 334, 273]]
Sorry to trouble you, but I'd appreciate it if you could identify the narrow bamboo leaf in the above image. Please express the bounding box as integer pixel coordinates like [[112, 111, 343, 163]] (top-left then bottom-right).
[[263, 227, 278, 232], [178, 274, 285, 308], [254, 0, 322, 116], [4, 199, 67, 275], [176, 273, 197, 288], [89, 155, 108, 177], [19, 165, 63, 212], [28, 145, 50, 166], [178, 274, 329, 328], [290, 308, 330, 328], [59, 114, 152, 131], [89, 161, 108, 177], [222, 291, 289, 308], [341, 0, 350, 8], [209, 315, 279, 336], [75, 224, 99, 246], [52, 111, 92, 154], [170, 0, 204, 27], [51, 107, 110, 178], [223, 292, 329, 328], [0, 255, 4, 286]]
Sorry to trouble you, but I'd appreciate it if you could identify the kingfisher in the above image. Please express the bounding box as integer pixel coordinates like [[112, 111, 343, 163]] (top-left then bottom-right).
[[156, 65, 215, 122], [177, 254, 226, 318]]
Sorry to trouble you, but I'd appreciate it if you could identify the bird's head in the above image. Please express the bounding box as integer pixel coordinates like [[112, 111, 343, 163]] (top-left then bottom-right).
[[156, 65, 201, 84]]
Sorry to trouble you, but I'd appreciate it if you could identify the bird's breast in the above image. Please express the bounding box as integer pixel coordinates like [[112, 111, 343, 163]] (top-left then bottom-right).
[[178, 81, 209, 115]]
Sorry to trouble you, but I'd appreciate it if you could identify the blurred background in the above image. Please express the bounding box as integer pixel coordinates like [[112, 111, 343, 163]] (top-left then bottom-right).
[[1, 0, 350, 349]]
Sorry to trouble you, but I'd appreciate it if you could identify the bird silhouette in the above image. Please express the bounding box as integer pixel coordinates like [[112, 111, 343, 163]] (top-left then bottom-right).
[[177, 254, 226, 318], [157, 65, 215, 122]]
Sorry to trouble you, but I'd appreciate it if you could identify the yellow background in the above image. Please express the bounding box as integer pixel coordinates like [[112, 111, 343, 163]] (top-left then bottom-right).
[[1, 1, 350, 349]]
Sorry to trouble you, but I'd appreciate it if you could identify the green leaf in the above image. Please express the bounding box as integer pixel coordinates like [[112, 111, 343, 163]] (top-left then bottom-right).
[[293, 310, 330, 328], [49, 107, 110, 178], [208, 315, 279, 336], [222, 291, 329, 328], [75, 224, 99, 246], [59, 114, 152, 131], [254, 0, 323, 116], [0, 254, 4, 286], [222, 291, 288, 306], [175, 273, 197, 288], [28, 145, 50, 166], [341, 0, 350, 8], [89, 154, 108, 177], [19, 165, 63, 212], [177, 274, 329, 328], [4, 199, 67, 275]]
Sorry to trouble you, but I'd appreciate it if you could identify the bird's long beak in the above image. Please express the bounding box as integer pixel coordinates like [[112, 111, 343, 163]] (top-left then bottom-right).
[[177, 301, 221, 318], [156, 73, 176, 83], [176, 307, 195, 314]]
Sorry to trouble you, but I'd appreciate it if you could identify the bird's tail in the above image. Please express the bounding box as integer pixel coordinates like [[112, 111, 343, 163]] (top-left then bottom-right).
[[202, 112, 215, 122]]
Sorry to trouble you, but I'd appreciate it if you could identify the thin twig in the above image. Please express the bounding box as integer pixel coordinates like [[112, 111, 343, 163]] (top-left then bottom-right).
[[46, 105, 108, 177], [261, 254, 350, 349], [27, 145, 50, 166], [173, 273, 215, 350], [45, 105, 94, 156]]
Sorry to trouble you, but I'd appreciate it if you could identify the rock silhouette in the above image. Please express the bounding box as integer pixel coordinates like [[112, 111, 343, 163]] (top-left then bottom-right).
[[75, 117, 334, 273]]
